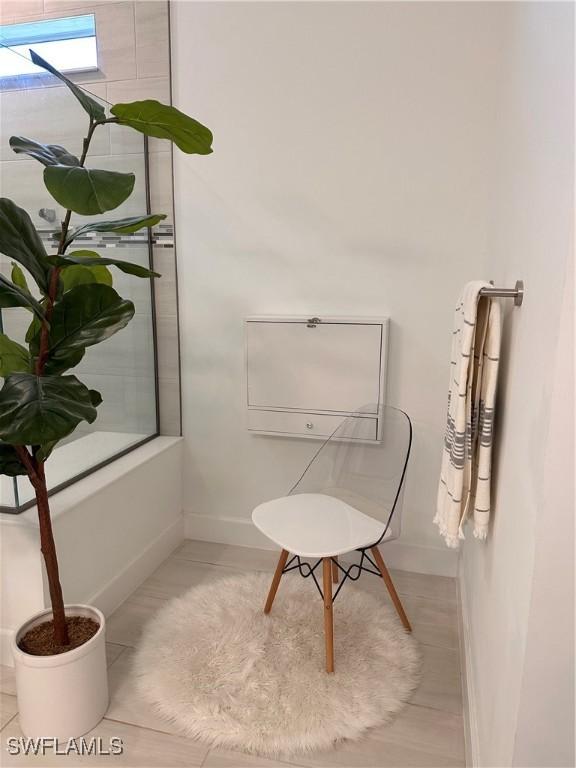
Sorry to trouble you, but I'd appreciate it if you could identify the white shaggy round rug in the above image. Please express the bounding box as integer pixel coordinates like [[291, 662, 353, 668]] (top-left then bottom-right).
[[134, 571, 421, 757]]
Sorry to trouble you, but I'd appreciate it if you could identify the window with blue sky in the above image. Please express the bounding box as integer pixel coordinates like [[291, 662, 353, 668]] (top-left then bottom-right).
[[0, 15, 97, 78]]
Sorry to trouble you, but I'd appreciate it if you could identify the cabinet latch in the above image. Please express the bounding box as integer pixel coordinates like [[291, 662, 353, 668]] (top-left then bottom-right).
[[306, 317, 321, 328]]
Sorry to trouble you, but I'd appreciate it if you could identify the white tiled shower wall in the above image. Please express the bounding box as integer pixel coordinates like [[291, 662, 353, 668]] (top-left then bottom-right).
[[0, 0, 180, 436]]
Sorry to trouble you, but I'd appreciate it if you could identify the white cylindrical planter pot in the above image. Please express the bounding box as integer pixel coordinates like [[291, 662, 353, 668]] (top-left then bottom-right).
[[11, 604, 109, 739]]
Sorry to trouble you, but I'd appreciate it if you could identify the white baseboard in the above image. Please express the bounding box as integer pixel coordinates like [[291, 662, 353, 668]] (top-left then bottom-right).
[[382, 539, 458, 577], [184, 512, 458, 577], [185, 512, 276, 550], [88, 516, 184, 617], [458, 555, 480, 767]]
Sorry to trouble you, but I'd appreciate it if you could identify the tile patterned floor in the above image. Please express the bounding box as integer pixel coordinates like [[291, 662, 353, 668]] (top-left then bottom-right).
[[0, 541, 465, 767]]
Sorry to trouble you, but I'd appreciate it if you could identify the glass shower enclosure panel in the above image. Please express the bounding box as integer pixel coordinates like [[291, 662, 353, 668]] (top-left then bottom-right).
[[0, 70, 159, 512]]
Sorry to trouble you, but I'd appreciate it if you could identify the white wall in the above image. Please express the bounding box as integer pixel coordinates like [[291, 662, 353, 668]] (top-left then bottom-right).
[[512, 266, 574, 768], [171, 1, 510, 575], [460, 3, 574, 766]]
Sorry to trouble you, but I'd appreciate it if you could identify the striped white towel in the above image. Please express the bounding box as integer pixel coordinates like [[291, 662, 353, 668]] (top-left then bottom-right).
[[434, 281, 502, 547]]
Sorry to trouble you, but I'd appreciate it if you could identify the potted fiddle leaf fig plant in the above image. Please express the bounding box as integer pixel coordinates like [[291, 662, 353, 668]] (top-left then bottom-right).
[[0, 50, 212, 739]]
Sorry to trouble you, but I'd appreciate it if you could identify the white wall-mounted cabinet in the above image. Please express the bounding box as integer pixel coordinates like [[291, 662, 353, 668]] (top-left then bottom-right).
[[245, 316, 388, 439]]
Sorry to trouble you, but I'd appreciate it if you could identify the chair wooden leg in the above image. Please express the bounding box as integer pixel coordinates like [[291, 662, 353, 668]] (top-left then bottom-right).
[[322, 558, 335, 673], [332, 556, 339, 583], [371, 546, 412, 632], [264, 549, 289, 614]]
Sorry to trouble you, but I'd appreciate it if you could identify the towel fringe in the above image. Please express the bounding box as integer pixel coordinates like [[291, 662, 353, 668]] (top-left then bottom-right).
[[433, 515, 463, 549]]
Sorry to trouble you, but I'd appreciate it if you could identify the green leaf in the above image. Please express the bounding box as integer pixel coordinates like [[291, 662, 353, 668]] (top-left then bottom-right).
[[64, 214, 166, 248], [57, 250, 113, 291], [9, 136, 80, 167], [26, 316, 85, 374], [11, 263, 30, 294], [60, 260, 113, 292], [49, 250, 159, 279], [0, 373, 97, 445], [44, 166, 135, 216], [60, 264, 100, 291], [0, 275, 47, 322], [43, 348, 85, 376], [89, 389, 102, 408], [66, 251, 113, 286], [0, 442, 27, 477], [30, 284, 134, 363], [0, 199, 50, 293], [34, 440, 59, 463], [0, 334, 31, 377], [110, 100, 213, 155], [29, 50, 106, 122], [25, 315, 42, 345]]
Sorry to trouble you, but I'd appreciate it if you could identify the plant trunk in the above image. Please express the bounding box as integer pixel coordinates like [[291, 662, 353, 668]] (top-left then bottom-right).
[[33, 462, 69, 646]]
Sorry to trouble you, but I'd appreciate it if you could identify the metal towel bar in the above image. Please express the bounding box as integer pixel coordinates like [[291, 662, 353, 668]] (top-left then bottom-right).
[[479, 280, 524, 306]]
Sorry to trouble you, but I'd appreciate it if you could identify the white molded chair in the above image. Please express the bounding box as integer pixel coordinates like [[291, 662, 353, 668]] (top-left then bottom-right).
[[252, 405, 413, 673]]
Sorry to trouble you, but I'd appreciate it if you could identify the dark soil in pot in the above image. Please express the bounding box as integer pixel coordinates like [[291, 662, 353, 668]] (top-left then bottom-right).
[[18, 616, 99, 656]]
